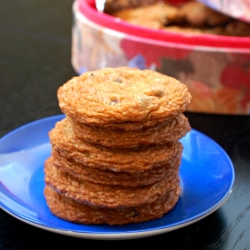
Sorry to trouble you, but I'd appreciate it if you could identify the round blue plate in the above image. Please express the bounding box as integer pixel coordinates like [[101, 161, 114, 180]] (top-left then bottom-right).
[[0, 114, 235, 240]]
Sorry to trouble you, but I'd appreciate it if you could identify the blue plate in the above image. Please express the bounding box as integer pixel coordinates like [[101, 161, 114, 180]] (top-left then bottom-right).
[[0, 115, 235, 240]]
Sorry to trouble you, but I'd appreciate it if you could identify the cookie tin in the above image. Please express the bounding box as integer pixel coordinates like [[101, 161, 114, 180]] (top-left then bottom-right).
[[72, 0, 250, 115]]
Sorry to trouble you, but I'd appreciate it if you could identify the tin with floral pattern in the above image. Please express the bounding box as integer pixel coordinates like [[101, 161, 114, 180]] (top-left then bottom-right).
[[72, 0, 250, 114]]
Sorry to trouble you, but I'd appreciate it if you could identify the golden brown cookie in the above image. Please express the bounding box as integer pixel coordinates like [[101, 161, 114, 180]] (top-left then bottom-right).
[[179, 1, 230, 28], [49, 118, 183, 172], [44, 184, 181, 225], [69, 113, 191, 148], [225, 20, 250, 37], [50, 152, 180, 187], [44, 160, 180, 209], [57, 67, 192, 129], [111, 2, 183, 28]]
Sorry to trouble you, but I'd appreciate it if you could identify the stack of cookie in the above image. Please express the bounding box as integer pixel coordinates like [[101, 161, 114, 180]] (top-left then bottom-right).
[[44, 67, 192, 225]]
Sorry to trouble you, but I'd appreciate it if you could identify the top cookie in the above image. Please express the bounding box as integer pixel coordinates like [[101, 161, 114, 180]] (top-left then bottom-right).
[[58, 67, 191, 128]]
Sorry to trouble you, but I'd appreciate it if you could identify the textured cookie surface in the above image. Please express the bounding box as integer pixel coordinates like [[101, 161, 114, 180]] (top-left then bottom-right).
[[50, 151, 180, 187], [44, 184, 181, 225], [44, 160, 180, 209], [57, 67, 192, 128], [49, 118, 183, 172], [69, 113, 191, 148]]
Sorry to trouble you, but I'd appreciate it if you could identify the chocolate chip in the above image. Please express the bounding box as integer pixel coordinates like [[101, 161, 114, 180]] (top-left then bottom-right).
[[110, 96, 119, 105], [131, 209, 139, 217], [114, 78, 122, 83]]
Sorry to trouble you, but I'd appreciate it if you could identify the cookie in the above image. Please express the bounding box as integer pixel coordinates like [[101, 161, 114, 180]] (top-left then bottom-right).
[[57, 67, 192, 129], [44, 160, 180, 209], [179, 1, 230, 28], [69, 113, 191, 148], [111, 2, 183, 28], [44, 184, 181, 225], [49, 118, 183, 172], [50, 152, 180, 186]]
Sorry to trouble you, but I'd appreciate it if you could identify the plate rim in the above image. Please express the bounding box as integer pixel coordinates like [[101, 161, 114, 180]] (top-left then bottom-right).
[[0, 189, 233, 240]]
